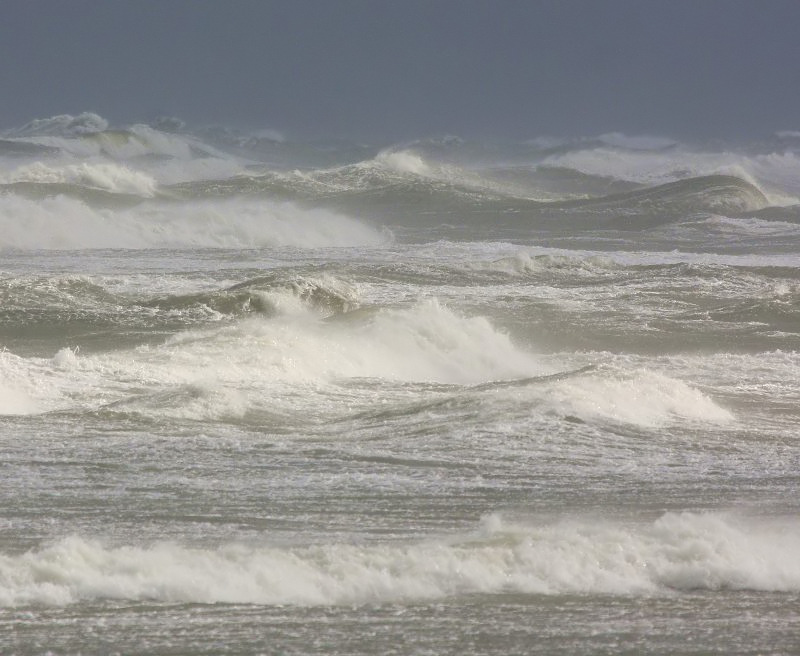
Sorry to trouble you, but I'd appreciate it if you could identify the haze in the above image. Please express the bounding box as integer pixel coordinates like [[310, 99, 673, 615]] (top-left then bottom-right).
[[1, 0, 798, 141]]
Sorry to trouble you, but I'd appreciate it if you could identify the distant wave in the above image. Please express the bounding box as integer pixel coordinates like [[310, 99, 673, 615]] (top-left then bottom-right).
[[543, 145, 800, 206], [1, 161, 158, 197], [559, 174, 771, 227], [1, 114, 798, 235], [6, 112, 109, 137], [2, 112, 233, 166], [0, 195, 386, 249]]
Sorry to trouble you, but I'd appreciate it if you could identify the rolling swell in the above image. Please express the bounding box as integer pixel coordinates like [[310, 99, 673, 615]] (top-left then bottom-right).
[[170, 167, 772, 231], [565, 174, 771, 227], [313, 173, 774, 231], [3, 115, 780, 236]]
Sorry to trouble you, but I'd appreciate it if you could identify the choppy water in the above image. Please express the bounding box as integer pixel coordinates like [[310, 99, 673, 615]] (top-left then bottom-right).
[[1, 114, 799, 654]]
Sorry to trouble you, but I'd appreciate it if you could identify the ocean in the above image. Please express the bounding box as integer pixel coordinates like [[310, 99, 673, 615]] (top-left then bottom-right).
[[1, 113, 799, 654]]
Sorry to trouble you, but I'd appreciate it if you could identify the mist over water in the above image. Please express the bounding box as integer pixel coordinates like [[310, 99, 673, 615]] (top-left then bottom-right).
[[1, 113, 800, 654]]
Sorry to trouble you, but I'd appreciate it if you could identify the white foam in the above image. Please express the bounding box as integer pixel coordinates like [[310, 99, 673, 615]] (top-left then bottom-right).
[[52, 347, 80, 370], [345, 298, 547, 383], [1, 512, 798, 606], [0, 194, 386, 250], [546, 367, 734, 427], [0, 380, 38, 415], [156, 298, 545, 389], [0, 300, 546, 420], [0, 350, 53, 415], [361, 149, 524, 198], [374, 149, 435, 176], [0, 300, 738, 427], [4, 161, 158, 196], [477, 250, 617, 276]]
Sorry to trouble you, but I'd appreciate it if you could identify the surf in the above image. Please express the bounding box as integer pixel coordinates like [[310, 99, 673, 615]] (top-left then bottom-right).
[[2, 512, 798, 607]]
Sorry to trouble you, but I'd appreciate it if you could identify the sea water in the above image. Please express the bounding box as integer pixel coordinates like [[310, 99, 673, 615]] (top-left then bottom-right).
[[1, 114, 799, 654]]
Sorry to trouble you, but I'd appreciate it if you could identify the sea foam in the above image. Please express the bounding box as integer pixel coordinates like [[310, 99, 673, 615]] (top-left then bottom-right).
[[0, 299, 734, 428], [1, 512, 798, 607], [547, 366, 734, 426], [0, 300, 546, 419], [4, 161, 158, 196], [0, 194, 386, 249]]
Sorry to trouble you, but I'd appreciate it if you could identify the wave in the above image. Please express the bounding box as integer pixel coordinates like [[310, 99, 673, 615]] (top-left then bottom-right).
[[0, 194, 386, 249], [170, 147, 565, 206], [703, 214, 800, 238], [0, 273, 360, 336], [0, 139, 60, 158], [545, 364, 733, 426], [0, 297, 734, 428], [1, 161, 158, 197], [542, 145, 800, 206], [2, 512, 798, 606], [3, 113, 223, 161], [5, 117, 800, 198], [6, 112, 110, 137], [460, 250, 619, 279], [0, 117, 794, 235], [0, 275, 132, 347], [0, 299, 545, 417], [142, 274, 362, 319], [560, 175, 771, 228], [171, 168, 773, 232]]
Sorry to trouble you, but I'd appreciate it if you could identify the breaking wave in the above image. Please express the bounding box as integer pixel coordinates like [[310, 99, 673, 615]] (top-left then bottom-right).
[[543, 145, 800, 206], [0, 194, 386, 249], [3, 113, 225, 162], [7, 112, 109, 138], [0, 297, 734, 428], [2, 161, 158, 197], [0, 299, 545, 416], [2, 512, 798, 606], [3, 117, 794, 227]]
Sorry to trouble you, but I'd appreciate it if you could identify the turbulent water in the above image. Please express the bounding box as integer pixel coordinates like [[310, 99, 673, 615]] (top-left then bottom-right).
[[1, 113, 799, 654]]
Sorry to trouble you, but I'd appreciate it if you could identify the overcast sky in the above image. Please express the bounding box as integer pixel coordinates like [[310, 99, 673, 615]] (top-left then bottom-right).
[[1, 0, 798, 140]]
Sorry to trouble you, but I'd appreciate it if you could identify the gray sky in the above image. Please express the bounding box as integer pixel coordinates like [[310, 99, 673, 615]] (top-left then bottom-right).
[[1, 0, 798, 140]]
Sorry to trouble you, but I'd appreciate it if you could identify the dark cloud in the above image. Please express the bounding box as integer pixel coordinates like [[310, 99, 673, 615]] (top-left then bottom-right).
[[1, 0, 798, 139]]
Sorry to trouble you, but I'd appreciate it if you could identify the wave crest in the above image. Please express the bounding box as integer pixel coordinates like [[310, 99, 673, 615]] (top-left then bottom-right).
[[3, 161, 158, 197], [0, 195, 386, 250], [7, 112, 109, 138], [2, 512, 798, 606]]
